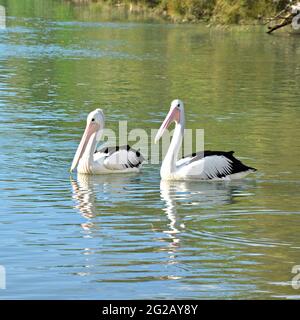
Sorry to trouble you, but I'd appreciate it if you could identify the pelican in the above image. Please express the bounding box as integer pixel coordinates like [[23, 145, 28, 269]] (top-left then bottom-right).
[[154, 99, 257, 181], [70, 109, 144, 174]]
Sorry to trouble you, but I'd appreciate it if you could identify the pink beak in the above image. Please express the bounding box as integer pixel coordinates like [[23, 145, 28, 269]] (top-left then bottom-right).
[[154, 107, 180, 143], [70, 122, 99, 172]]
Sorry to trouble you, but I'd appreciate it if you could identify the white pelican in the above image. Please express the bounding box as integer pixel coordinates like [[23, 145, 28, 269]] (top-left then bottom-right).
[[155, 99, 257, 181], [70, 109, 144, 174]]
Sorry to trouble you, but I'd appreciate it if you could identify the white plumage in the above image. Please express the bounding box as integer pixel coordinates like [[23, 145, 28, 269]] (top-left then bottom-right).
[[155, 100, 256, 181], [71, 109, 144, 175], [178, 155, 233, 180]]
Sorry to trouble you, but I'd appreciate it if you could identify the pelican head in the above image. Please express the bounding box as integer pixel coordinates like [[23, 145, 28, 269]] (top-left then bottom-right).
[[154, 99, 184, 143], [70, 109, 105, 172]]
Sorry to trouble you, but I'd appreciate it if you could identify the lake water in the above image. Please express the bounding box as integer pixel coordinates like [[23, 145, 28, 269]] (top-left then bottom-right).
[[0, 1, 300, 299]]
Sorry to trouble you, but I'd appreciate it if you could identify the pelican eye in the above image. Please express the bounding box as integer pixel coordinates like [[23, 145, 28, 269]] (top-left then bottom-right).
[[177, 104, 180, 107], [91, 118, 95, 122]]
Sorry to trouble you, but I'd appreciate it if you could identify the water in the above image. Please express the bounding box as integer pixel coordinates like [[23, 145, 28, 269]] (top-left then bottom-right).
[[0, 1, 300, 299]]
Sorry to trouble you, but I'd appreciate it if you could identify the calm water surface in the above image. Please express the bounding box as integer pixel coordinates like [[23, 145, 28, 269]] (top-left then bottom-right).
[[0, 1, 300, 299]]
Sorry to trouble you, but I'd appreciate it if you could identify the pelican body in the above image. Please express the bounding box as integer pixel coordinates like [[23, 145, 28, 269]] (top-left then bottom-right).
[[70, 109, 144, 174], [155, 100, 256, 181]]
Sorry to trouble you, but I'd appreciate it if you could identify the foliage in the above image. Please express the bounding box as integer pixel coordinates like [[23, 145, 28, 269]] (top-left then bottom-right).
[[67, 0, 292, 23]]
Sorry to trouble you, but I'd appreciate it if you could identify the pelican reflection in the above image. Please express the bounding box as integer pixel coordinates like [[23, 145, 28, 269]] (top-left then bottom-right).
[[160, 180, 249, 241], [71, 173, 141, 231]]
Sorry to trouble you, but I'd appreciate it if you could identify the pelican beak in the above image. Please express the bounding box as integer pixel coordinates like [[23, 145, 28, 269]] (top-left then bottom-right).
[[154, 107, 180, 143], [70, 122, 99, 172]]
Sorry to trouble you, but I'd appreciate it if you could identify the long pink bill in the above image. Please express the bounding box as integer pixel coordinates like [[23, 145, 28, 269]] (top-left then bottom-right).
[[154, 107, 180, 143], [70, 122, 98, 172]]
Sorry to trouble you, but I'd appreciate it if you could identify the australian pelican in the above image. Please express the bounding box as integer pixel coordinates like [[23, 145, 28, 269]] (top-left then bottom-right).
[[155, 99, 256, 181], [70, 109, 144, 174]]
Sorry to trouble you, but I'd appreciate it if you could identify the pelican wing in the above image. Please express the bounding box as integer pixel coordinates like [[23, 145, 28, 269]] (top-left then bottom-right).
[[97, 145, 144, 171], [177, 151, 256, 180]]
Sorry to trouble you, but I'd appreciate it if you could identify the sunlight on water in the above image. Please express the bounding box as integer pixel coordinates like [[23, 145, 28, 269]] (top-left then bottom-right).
[[0, 0, 299, 299]]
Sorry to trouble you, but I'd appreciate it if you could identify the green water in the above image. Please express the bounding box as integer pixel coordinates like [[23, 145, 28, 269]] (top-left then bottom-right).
[[0, 0, 300, 299]]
